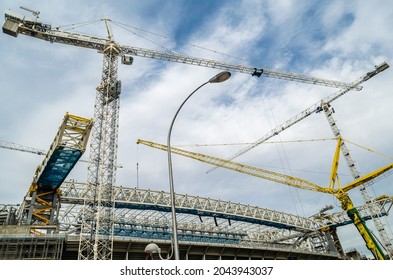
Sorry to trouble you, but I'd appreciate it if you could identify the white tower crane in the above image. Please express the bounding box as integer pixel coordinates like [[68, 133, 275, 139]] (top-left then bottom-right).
[[0, 140, 46, 156], [0, 140, 123, 167], [2, 7, 359, 260], [206, 62, 389, 173]]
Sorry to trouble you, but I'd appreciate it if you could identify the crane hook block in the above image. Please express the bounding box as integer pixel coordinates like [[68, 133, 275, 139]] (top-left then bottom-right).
[[122, 55, 133, 65], [252, 68, 264, 77]]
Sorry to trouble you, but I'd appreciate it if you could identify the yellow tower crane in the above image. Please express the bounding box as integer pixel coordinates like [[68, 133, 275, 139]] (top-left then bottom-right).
[[137, 138, 393, 260]]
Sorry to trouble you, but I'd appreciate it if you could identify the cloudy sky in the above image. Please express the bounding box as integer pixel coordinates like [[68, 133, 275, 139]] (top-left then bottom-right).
[[1, 0, 393, 257]]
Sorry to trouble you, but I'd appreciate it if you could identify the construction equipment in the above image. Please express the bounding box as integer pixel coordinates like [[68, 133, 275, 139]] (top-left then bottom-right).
[[137, 138, 393, 259], [326, 138, 391, 260], [206, 62, 389, 173], [2, 9, 357, 90], [2, 7, 359, 260], [265, 195, 393, 256], [320, 103, 393, 258], [17, 113, 92, 234], [0, 140, 123, 168], [0, 141, 46, 156], [58, 179, 393, 256]]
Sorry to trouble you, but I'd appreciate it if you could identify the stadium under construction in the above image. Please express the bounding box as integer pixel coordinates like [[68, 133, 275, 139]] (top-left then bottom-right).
[[1, 7, 393, 261]]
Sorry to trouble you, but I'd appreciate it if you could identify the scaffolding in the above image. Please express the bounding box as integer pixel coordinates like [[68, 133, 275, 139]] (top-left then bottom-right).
[[0, 226, 64, 259]]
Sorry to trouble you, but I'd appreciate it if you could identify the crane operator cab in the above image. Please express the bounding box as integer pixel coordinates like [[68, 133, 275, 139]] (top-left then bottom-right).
[[121, 55, 133, 65]]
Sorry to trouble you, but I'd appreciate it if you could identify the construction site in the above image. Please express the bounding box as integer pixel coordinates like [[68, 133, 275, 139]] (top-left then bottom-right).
[[1, 6, 393, 261]]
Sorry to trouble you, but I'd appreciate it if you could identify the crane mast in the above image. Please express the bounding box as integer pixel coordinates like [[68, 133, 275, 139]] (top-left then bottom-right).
[[321, 103, 393, 258], [3, 10, 121, 260], [1, 7, 371, 260], [78, 37, 120, 260]]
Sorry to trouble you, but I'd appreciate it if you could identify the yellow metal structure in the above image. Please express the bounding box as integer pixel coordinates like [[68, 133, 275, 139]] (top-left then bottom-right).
[[137, 138, 393, 259], [325, 138, 388, 260], [18, 113, 93, 233]]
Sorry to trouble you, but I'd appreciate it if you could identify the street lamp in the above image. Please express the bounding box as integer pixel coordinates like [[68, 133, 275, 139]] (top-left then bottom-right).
[[167, 71, 231, 260], [144, 243, 173, 260]]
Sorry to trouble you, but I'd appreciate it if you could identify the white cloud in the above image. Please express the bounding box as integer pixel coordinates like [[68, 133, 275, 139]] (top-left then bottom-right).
[[322, 1, 393, 58], [1, 0, 393, 258]]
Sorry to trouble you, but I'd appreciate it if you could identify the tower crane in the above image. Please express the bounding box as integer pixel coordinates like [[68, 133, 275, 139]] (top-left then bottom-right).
[[320, 103, 393, 258], [137, 138, 393, 259], [2, 7, 361, 260], [0, 140, 123, 168], [0, 141, 46, 156], [206, 62, 389, 173]]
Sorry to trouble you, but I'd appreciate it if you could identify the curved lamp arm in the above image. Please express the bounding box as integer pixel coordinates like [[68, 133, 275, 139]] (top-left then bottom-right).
[[167, 71, 231, 260]]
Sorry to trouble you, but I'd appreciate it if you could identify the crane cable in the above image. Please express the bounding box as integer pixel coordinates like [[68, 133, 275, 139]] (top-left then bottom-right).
[[110, 20, 249, 63], [55, 19, 102, 32], [174, 137, 336, 148], [262, 96, 306, 217], [173, 137, 393, 181], [343, 139, 393, 161], [175, 137, 393, 161], [110, 20, 176, 54]]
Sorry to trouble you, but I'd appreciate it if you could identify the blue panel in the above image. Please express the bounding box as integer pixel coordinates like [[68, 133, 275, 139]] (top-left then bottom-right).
[[112, 227, 242, 245], [113, 202, 296, 230], [37, 146, 82, 190], [329, 213, 387, 228]]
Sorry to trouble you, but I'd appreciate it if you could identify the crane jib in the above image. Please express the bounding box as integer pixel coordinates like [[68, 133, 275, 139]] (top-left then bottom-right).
[[3, 9, 359, 91]]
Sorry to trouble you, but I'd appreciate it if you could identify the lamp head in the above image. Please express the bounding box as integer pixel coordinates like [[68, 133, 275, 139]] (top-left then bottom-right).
[[144, 243, 161, 254], [208, 71, 231, 83]]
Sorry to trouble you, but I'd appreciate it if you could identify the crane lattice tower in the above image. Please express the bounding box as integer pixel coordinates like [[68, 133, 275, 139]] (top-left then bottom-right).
[[79, 27, 121, 260]]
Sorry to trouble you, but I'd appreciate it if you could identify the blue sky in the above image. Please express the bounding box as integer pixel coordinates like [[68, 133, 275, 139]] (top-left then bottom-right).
[[1, 0, 393, 258]]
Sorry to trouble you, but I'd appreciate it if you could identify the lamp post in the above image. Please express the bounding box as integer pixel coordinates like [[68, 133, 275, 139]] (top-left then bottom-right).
[[167, 71, 231, 260]]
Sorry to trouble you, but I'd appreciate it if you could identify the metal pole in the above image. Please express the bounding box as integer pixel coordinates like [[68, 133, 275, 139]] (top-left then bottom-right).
[[167, 82, 209, 260], [167, 71, 231, 260]]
